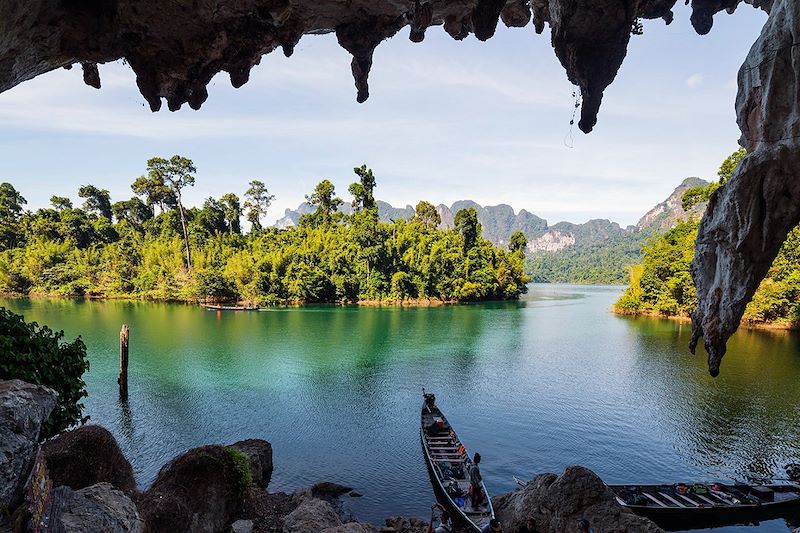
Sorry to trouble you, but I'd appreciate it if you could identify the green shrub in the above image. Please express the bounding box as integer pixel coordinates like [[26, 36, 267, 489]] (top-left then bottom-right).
[[225, 447, 253, 495], [0, 307, 89, 438]]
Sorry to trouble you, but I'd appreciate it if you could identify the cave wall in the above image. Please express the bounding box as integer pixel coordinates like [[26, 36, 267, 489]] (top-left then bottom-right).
[[690, 0, 799, 376]]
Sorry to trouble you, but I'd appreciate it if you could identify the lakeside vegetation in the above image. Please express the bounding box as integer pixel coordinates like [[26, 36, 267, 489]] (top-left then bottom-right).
[[0, 158, 529, 305], [615, 149, 800, 328]]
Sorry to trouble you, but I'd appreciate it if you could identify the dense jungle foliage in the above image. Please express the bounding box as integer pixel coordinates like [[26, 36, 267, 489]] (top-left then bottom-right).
[[615, 149, 800, 327], [0, 307, 89, 438], [0, 158, 529, 304]]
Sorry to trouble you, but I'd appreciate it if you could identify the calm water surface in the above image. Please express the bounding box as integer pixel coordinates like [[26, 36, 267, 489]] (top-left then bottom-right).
[[4, 285, 800, 532]]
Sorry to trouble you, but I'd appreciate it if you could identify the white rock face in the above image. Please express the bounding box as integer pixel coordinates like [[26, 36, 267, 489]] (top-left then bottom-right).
[[527, 230, 576, 252]]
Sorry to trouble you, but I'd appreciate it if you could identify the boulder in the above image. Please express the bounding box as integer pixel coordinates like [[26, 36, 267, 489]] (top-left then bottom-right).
[[282, 498, 342, 533], [492, 466, 664, 533], [230, 519, 254, 533], [228, 439, 273, 488], [42, 425, 136, 492], [137, 445, 250, 533], [381, 517, 429, 533], [0, 379, 57, 513], [46, 482, 143, 532]]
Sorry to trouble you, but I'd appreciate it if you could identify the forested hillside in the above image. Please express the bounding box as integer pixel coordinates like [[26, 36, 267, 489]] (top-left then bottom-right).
[[615, 149, 800, 328], [0, 159, 529, 305]]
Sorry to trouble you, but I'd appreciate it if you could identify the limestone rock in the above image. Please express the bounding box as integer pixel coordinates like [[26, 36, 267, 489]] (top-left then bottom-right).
[[690, 0, 800, 375], [492, 465, 664, 532], [283, 498, 342, 533], [48, 482, 143, 533], [228, 439, 273, 488], [0, 379, 57, 513], [137, 445, 249, 533], [0, 1, 768, 133], [42, 425, 136, 492], [381, 516, 430, 533]]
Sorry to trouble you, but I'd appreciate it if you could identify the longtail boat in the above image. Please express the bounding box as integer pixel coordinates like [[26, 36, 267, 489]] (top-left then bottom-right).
[[420, 391, 494, 532], [609, 482, 800, 530]]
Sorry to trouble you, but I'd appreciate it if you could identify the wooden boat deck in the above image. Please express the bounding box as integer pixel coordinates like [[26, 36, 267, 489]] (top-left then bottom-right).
[[421, 392, 493, 532], [610, 482, 800, 530]]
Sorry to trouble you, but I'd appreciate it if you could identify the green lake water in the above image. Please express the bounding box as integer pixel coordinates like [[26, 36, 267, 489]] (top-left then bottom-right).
[[3, 284, 800, 531]]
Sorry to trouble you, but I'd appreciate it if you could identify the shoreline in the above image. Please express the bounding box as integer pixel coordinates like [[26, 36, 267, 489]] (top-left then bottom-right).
[[612, 306, 799, 332], [0, 291, 489, 308]]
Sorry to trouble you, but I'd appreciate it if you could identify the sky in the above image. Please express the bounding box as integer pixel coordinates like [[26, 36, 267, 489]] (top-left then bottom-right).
[[0, 4, 766, 227]]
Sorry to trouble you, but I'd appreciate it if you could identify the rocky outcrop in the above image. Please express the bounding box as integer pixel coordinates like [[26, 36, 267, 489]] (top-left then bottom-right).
[[228, 439, 273, 488], [42, 425, 136, 492], [47, 482, 144, 533], [636, 177, 709, 233], [492, 466, 663, 533], [690, 0, 800, 376], [137, 445, 251, 533], [0, 379, 57, 514], [0, 1, 768, 133], [527, 229, 576, 252]]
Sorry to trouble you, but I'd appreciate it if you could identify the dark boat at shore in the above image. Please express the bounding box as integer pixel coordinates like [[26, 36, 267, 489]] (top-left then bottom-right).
[[203, 304, 260, 311], [609, 482, 800, 530], [420, 391, 494, 532]]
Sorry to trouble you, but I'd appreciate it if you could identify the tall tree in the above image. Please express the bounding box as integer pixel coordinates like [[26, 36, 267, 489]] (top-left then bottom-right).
[[78, 185, 112, 219], [454, 207, 480, 251], [50, 196, 73, 211], [131, 174, 175, 213], [220, 193, 242, 235], [145, 156, 196, 269], [348, 164, 376, 211], [509, 230, 527, 254], [414, 200, 440, 230], [243, 180, 275, 232], [304, 180, 343, 227], [0, 182, 26, 250]]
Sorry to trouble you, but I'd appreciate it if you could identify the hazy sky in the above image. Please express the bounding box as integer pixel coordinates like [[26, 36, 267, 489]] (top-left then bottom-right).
[[0, 4, 765, 227]]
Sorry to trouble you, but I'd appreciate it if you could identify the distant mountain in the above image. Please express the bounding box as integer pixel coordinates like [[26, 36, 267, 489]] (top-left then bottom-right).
[[525, 177, 711, 284], [636, 177, 708, 233], [275, 200, 548, 244], [274, 177, 710, 283]]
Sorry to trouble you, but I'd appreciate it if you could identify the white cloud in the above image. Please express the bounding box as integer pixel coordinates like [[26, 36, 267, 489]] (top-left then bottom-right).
[[686, 73, 704, 89], [0, 10, 764, 228]]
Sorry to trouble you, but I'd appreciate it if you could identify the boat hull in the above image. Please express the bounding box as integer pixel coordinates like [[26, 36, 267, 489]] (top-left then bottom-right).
[[420, 393, 493, 533], [609, 484, 800, 531]]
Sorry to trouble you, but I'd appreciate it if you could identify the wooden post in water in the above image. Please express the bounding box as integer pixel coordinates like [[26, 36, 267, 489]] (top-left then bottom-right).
[[118, 324, 129, 397]]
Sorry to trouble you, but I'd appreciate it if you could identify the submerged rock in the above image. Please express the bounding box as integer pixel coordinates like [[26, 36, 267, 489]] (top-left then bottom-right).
[[492, 465, 663, 532], [42, 425, 136, 492], [47, 482, 143, 533], [137, 445, 251, 533], [0, 379, 57, 513]]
